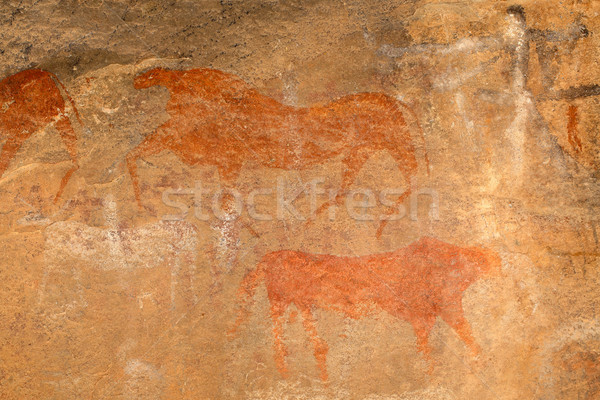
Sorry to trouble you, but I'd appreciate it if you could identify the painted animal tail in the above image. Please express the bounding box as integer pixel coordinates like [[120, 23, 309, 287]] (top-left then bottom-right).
[[395, 99, 430, 176], [48, 72, 84, 127], [227, 261, 266, 338]]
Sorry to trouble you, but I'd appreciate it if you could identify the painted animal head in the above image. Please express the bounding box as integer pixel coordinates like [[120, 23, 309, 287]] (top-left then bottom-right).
[[468, 246, 502, 276], [451, 244, 503, 286], [134, 68, 173, 89], [416, 237, 503, 283]]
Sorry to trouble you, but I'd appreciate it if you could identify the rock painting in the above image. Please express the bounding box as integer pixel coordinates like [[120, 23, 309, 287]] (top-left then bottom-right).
[[0, 69, 81, 201], [229, 236, 501, 381], [0, 2, 598, 397], [42, 197, 199, 309], [566, 104, 583, 154], [127, 68, 428, 233]]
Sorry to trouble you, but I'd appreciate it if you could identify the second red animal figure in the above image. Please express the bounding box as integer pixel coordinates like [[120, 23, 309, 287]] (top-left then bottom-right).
[[229, 236, 501, 381]]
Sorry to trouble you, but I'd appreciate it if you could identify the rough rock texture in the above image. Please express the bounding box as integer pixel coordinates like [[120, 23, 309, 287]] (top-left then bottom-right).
[[0, 1, 599, 399]]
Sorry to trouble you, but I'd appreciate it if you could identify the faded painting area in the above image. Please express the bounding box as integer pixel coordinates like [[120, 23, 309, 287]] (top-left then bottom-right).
[[0, 1, 599, 399]]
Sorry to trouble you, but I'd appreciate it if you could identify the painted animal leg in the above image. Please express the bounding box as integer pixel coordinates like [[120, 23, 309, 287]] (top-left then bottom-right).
[[209, 220, 241, 295], [0, 135, 28, 179], [54, 115, 80, 203], [227, 265, 264, 337], [300, 307, 329, 382], [312, 149, 370, 218], [126, 131, 169, 208], [210, 167, 249, 287], [213, 165, 244, 220], [376, 147, 418, 238], [376, 186, 411, 238], [410, 315, 437, 373], [270, 301, 289, 378], [442, 309, 481, 356]]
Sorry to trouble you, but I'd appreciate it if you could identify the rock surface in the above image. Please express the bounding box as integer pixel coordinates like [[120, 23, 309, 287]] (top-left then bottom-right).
[[0, 1, 599, 399]]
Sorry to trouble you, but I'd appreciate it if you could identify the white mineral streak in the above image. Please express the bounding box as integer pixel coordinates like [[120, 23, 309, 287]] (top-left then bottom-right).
[[212, 217, 239, 275], [42, 196, 198, 308], [504, 12, 531, 184]]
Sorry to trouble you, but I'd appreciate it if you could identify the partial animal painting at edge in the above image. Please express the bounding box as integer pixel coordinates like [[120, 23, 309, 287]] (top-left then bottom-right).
[[0, 69, 81, 202]]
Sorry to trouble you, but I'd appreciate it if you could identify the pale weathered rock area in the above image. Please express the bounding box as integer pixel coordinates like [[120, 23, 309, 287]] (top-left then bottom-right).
[[0, 1, 599, 399]]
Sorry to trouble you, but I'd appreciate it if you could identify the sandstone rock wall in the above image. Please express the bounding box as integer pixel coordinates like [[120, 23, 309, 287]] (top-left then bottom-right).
[[0, 1, 598, 399]]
